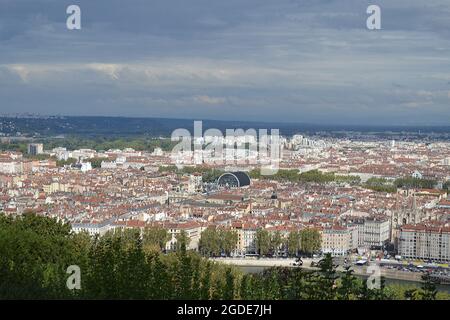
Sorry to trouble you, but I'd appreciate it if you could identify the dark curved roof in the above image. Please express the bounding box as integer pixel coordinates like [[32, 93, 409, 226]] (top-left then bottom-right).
[[217, 171, 251, 187]]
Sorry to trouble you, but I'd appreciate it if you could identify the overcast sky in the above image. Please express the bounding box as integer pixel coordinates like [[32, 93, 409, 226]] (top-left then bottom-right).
[[0, 0, 450, 125]]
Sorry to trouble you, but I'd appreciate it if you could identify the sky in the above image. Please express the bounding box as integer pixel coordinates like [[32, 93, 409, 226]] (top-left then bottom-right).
[[0, 0, 450, 125]]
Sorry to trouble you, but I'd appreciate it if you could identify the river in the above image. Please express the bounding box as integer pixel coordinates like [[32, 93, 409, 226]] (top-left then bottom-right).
[[239, 266, 450, 294]]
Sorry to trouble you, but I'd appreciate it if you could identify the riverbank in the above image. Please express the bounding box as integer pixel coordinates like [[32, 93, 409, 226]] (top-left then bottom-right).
[[210, 257, 423, 283]]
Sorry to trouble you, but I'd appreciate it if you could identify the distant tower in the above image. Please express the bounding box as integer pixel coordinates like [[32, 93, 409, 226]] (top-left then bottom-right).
[[270, 191, 278, 200], [27, 143, 44, 155], [391, 140, 395, 148]]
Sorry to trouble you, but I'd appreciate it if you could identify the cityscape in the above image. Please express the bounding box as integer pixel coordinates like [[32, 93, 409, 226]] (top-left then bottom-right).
[[1, 0, 450, 308], [0, 116, 449, 300]]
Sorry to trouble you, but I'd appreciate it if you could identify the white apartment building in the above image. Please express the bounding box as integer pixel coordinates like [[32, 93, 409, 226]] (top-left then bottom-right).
[[399, 224, 450, 263], [353, 217, 390, 248], [0, 161, 22, 174], [101, 160, 117, 169], [71, 221, 113, 236], [188, 174, 203, 194], [321, 225, 356, 256], [232, 223, 257, 254], [165, 221, 203, 251], [27, 143, 44, 155]]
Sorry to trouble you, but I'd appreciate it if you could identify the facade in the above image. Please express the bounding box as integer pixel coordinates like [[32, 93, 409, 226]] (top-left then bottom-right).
[[27, 143, 44, 156], [353, 217, 390, 248], [165, 221, 203, 251], [232, 222, 257, 254], [321, 225, 354, 256], [188, 174, 203, 193], [0, 161, 22, 174], [399, 223, 450, 263], [72, 221, 113, 236]]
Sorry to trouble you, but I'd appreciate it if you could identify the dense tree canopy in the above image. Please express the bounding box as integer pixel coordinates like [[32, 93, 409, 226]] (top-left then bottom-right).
[[0, 214, 448, 300]]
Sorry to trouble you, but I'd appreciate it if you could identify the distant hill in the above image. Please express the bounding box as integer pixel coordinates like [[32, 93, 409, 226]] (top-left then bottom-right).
[[0, 115, 449, 138]]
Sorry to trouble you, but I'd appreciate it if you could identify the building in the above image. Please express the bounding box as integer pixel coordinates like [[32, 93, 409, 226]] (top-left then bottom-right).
[[0, 160, 22, 174], [411, 170, 423, 179], [188, 174, 203, 193], [27, 143, 44, 155], [232, 222, 257, 254], [359, 217, 390, 248], [101, 160, 117, 169], [217, 171, 251, 189], [72, 221, 113, 236], [399, 223, 450, 263], [165, 221, 203, 251], [81, 162, 92, 172], [345, 216, 390, 249], [321, 225, 355, 256]]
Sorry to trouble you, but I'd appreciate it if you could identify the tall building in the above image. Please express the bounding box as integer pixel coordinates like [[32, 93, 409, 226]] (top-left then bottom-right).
[[399, 223, 450, 263], [359, 217, 390, 248], [321, 225, 357, 256], [27, 143, 44, 155], [345, 216, 390, 249]]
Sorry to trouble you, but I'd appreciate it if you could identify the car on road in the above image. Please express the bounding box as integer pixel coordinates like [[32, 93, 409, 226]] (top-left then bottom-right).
[[293, 258, 303, 267]]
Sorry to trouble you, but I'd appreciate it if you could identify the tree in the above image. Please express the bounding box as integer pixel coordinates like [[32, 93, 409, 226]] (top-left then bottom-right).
[[143, 226, 170, 253], [221, 230, 238, 257], [443, 181, 450, 191], [419, 272, 439, 300], [2, 213, 449, 301], [239, 274, 253, 299], [270, 231, 283, 257], [394, 177, 437, 189], [315, 253, 338, 300], [223, 268, 235, 300], [261, 268, 282, 300], [175, 230, 190, 252], [287, 231, 301, 257], [172, 244, 194, 299], [337, 266, 359, 300], [256, 229, 271, 256], [88, 158, 103, 169], [199, 227, 221, 257], [200, 261, 213, 300], [56, 157, 77, 167], [300, 228, 321, 256]]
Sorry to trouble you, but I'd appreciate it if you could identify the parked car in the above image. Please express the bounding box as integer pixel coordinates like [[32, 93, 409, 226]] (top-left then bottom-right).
[[294, 258, 303, 266]]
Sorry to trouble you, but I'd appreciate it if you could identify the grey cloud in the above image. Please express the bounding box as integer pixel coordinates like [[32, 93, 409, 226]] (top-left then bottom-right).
[[0, 0, 450, 125]]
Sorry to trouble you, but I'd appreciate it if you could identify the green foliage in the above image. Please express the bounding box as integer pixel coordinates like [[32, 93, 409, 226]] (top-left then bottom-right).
[[256, 229, 271, 256], [337, 266, 360, 300], [299, 228, 321, 256], [406, 272, 441, 300], [394, 177, 437, 189], [0, 213, 448, 300], [175, 230, 190, 252], [89, 158, 104, 169], [56, 157, 77, 167], [287, 231, 301, 256], [419, 273, 439, 300], [142, 225, 170, 253], [364, 177, 397, 193], [42, 137, 177, 153], [199, 227, 238, 257], [315, 253, 338, 299], [249, 169, 360, 185], [0, 142, 28, 154]]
